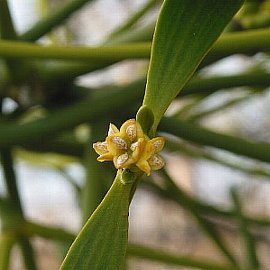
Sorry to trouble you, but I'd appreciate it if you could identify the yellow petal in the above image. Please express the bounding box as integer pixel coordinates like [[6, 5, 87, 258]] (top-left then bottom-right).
[[108, 123, 119, 136], [130, 138, 145, 163], [136, 159, 151, 176], [119, 119, 136, 140], [106, 136, 126, 156], [112, 136, 127, 149], [140, 141, 155, 161], [126, 123, 137, 142], [97, 152, 114, 162], [148, 154, 165, 170], [93, 141, 108, 155], [113, 153, 130, 169], [149, 137, 165, 153]]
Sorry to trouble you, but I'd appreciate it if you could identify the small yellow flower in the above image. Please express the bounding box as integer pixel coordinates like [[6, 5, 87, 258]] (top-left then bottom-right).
[[93, 119, 165, 175]]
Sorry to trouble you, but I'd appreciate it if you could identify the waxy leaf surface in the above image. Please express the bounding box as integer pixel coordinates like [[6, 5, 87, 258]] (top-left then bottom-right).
[[143, 0, 244, 133], [60, 171, 132, 270]]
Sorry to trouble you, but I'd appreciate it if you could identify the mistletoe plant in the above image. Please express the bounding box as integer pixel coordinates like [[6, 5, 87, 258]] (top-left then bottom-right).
[[60, 1, 244, 269], [1, 0, 270, 269]]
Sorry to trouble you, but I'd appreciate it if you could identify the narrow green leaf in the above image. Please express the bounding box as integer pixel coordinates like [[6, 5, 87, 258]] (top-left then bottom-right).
[[143, 0, 244, 133], [60, 171, 134, 270]]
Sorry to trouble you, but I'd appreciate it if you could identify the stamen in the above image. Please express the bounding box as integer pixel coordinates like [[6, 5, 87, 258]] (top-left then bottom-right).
[[126, 124, 136, 141], [108, 123, 119, 136], [112, 136, 127, 149], [93, 141, 108, 154], [130, 142, 139, 151], [152, 137, 164, 152], [148, 154, 165, 170], [116, 153, 129, 167]]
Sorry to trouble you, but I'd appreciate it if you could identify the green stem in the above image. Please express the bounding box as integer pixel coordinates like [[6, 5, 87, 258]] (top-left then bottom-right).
[[18, 238, 37, 270], [230, 189, 259, 269], [241, 12, 270, 29], [187, 92, 255, 122], [0, 40, 151, 61], [81, 123, 110, 223], [19, 0, 93, 42], [181, 72, 270, 96], [40, 20, 155, 80], [41, 28, 270, 79], [166, 139, 270, 180], [105, 20, 156, 45], [0, 148, 23, 214], [160, 117, 270, 163], [20, 139, 84, 158], [0, 148, 37, 270], [23, 221, 75, 242], [202, 28, 270, 66], [107, 0, 158, 39], [0, 28, 269, 63], [0, 233, 16, 270], [128, 244, 243, 270], [0, 79, 142, 147]]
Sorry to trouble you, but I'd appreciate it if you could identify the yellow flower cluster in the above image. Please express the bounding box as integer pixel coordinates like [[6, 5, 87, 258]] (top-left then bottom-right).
[[93, 119, 165, 175]]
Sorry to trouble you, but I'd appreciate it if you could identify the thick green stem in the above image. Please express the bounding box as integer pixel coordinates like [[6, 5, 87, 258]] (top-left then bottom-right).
[[19, 0, 93, 42], [181, 72, 270, 96], [160, 117, 270, 163], [20, 139, 84, 158], [230, 189, 259, 269], [241, 12, 270, 29], [0, 41, 151, 61], [0, 28, 269, 63], [187, 92, 255, 122], [166, 139, 270, 180], [0, 80, 143, 147], [23, 221, 75, 243], [201, 28, 270, 66]]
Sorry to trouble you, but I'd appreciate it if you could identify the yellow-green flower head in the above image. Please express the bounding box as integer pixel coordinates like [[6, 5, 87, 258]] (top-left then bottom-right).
[[93, 119, 165, 175]]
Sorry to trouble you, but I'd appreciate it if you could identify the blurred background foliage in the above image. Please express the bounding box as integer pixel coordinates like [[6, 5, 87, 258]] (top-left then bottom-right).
[[0, 0, 270, 269]]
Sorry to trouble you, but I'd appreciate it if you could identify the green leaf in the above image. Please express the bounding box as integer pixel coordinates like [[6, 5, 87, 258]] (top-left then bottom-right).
[[143, 0, 244, 133], [60, 171, 134, 270]]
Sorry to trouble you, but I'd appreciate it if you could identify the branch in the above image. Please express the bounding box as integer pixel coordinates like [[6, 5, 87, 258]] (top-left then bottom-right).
[[160, 117, 270, 163], [0, 28, 269, 66], [0, 79, 143, 147], [19, 0, 93, 41], [0, 41, 151, 61]]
